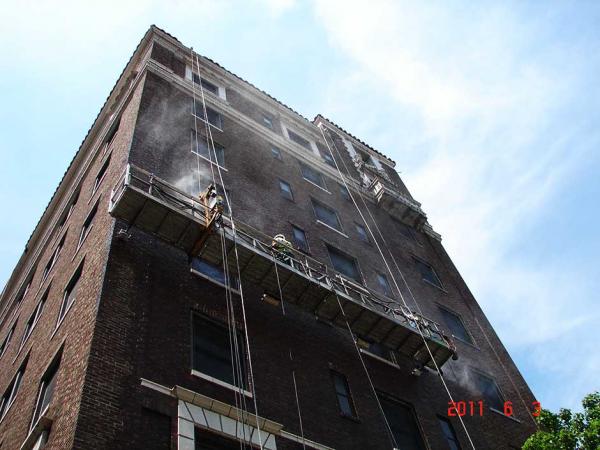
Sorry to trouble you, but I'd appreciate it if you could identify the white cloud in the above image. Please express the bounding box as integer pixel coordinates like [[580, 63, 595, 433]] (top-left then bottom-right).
[[312, 0, 600, 410]]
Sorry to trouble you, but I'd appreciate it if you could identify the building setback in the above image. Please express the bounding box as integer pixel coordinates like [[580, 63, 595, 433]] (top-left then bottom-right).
[[0, 26, 537, 450]]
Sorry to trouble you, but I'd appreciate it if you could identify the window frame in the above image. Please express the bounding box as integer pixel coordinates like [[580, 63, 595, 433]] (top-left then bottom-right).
[[286, 127, 313, 152], [330, 370, 358, 419], [339, 184, 351, 201], [377, 392, 427, 450], [311, 199, 343, 233], [437, 416, 462, 450], [30, 348, 63, 431], [78, 199, 99, 251], [0, 321, 17, 359], [325, 244, 363, 283], [278, 179, 294, 201], [271, 146, 282, 160], [290, 224, 309, 253], [193, 104, 223, 130], [41, 231, 67, 284], [412, 256, 444, 289], [191, 313, 249, 392], [19, 287, 49, 351], [190, 257, 239, 291], [438, 305, 474, 345], [191, 132, 226, 168], [91, 154, 111, 197], [470, 369, 505, 413], [376, 272, 394, 298], [57, 259, 84, 326], [0, 358, 28, 421], [354, 222, 370, 243], [299, 162, 328, 191], [262, 114, 274, 129]]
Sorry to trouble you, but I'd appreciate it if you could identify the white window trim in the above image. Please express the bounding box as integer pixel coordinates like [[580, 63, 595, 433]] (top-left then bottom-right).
[[359, 348, 400, 369], [302, 177, 331, 194], [190, 370, 253, 398], [282, 124, 320, 157], [185, 66, 227, 100], [190, 150, 228, 172], [192, 112, 223, 132]]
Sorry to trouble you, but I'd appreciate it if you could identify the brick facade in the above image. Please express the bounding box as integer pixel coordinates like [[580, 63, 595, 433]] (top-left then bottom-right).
[[0, 27, 536, 449]]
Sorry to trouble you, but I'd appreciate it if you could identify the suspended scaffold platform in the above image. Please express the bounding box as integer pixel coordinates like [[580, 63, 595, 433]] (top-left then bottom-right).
[[109, 164, 457, 369]]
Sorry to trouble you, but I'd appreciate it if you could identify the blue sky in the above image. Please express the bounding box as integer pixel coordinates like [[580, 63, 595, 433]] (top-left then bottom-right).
[[1, 0, 598, 413]]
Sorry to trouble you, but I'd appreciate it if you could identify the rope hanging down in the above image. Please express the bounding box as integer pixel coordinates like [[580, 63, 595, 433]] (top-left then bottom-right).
[[318, 124, 477, 450], [191, 49, 263, 449]]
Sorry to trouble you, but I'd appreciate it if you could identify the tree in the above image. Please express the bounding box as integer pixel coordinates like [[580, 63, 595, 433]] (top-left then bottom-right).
[[523, 391, 600, 450]]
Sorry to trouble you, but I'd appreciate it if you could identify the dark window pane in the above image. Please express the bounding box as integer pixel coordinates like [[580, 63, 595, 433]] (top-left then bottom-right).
[[355, 223, 369, 242], [472, 372, 503, 411], [377, 273, 393, 297], [191, 257, 238, 288], [194, 104, 222, 129], [440, 308, 472, 344], [378, 395, 425, 450], [79, 202, 98, 247], [93, 155, 111, 193], [288, 129, 311, 150], [301, 163, 326, 189], [271, 147, 282, 159], [414, 259, 442, 288], [193, 137, 225, 166], [438, 417, 461, 450], [313, 201, 341, 231], [327, 246, 361, 282], [192, 74, 219, 95], [262, 115, 273, 129], [32, 352, 61, 428], [339, 185, 351, 201], [59, 261, 83, 322], [292, 226, 308, 252], [195, 428, 240, 450], [279, 180, 293, 201], [322, 151, 336, 167], [331, 371, 356, 417], [192, 315, 246, 388]]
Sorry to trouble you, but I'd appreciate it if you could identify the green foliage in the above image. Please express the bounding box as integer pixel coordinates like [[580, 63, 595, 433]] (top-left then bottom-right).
[[523, 392, 600, 450]]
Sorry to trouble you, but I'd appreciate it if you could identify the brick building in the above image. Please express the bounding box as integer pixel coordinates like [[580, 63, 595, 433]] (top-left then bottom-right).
[[0, 26, 537, 449]]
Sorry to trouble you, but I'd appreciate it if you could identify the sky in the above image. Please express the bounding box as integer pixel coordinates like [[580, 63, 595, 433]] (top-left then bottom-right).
[[0, 0, 598, 414]]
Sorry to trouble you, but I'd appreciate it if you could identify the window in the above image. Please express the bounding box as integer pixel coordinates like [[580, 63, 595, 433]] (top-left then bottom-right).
[[78, 201, 99, 249], [31, 350, 62, 429], [359, 339, 394, 362], [192, 135, 225, 167], [192, 315, 246, 388], [194, 104, 223, 129], [192, 73, 219, 95], [472, 371, 504, 411], [414, 258, 442, 288], [327, 245, 361, 282], [0, 322, 17, 358], [355, 223, 369, 242], [42, 232, 66, 283], [312, 200, 342, 231], [58, 188, 80, 232], [58, 260, 84, 324], [377, 273, 393, 297], [0, 361, 27, 420], [92, 155, 111, 195], [291, 226, 309, 252], [195, 428, 240, 450], [20, 288, 48, 349], [103, 118, 120, 153], [321, 150, 336, 168], [287, 129, 312, 150], [378, 394, 426, 450], [331, 371, 356, 418], [395, 220, 417, 242], [300, 163, 327, 189], [439, 308, 473, 344], [438, 417, 461, 450], [279, 180, 294, 201], [262, 115, 273, 129], [271, 146, 282, 160], [339, 184, 351, 201], [191, 257, 238, 288], [15, 277, 32, 309]]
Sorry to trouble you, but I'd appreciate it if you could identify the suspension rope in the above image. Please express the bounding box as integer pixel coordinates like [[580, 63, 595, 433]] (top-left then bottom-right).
[[190, 49, 252, 448], [319, 124, 477, 450], [193, 53, 264, 449]]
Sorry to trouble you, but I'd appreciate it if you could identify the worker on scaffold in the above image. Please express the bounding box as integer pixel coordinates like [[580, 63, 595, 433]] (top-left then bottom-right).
[[200, 184, 225, 224], [271, 234, 293, 264]]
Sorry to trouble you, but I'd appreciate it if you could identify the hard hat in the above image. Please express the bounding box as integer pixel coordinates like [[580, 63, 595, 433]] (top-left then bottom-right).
[[274, 234, 285, 240]]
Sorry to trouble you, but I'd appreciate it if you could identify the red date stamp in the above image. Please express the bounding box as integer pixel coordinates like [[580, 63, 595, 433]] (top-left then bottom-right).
[[448, 400, 541, 417]]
